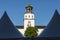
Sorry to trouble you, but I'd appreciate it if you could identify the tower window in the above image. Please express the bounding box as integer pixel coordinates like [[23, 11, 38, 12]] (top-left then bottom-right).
[[30, 24, 31, 26], [29, 15, 30, 18], [27, 24, 29, 27], [27, 24, 31, 27], [32, 16, 33, 19]]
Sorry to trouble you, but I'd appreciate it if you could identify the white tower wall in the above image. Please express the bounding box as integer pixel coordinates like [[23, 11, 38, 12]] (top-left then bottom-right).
[[24, 13, 35, 30]]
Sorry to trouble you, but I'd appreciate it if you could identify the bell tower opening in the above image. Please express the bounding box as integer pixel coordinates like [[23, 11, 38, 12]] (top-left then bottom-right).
[[25, 4, 33, 13]]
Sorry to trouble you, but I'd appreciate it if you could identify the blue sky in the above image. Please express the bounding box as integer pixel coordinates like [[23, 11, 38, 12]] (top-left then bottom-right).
[[0, 0, 60, 26]]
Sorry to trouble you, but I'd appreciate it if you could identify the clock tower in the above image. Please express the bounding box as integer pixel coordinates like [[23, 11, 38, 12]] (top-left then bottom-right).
[[24, 3, 35, 30]]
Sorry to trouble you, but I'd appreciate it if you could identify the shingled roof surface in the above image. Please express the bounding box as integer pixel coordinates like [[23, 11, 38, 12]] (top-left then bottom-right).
[[39, 10, 60, 37], [0, 11, 23, 39]]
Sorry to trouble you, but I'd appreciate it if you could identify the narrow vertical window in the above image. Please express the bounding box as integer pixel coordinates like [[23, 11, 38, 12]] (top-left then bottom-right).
[[30, 24, 31, 26], [32, 16, 33, 19]]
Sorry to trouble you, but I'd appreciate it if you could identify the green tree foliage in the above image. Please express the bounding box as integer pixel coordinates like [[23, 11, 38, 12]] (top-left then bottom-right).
[[24, 26, 38, 38]]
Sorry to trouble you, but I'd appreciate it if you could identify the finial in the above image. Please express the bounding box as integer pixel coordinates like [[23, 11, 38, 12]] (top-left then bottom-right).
[[28, 0, 31, 6], [27, 0, 32, 6]]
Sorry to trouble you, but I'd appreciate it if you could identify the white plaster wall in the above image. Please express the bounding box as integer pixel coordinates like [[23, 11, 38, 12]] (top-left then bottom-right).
[[24, 13, 34, 19], [17, 28, 44, 37], [38, 29, 44, 36], [17, 29, 24, 36], [24, 20, 35, 30], [24, 13, 35, 30]]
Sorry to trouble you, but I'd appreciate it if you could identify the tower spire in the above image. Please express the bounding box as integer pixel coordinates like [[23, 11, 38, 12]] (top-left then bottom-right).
[[25, 0, 33, 13]]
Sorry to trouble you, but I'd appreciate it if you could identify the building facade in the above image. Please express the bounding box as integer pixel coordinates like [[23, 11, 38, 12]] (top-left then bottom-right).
[[17, 3, 45, 36]]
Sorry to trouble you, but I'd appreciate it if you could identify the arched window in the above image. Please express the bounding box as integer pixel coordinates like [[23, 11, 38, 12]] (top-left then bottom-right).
[[29, 15, 30, 18], [32, 16, 33, 19]]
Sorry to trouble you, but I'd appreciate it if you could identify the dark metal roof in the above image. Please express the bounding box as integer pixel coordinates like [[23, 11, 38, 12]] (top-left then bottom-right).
[[16, 26, 45, 29], [39, 10, 60, 37], [26, 3, 33, 8], [35, 26, 45, 29], [0, 11, 23, 39], [16, 26, 24, 29]]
